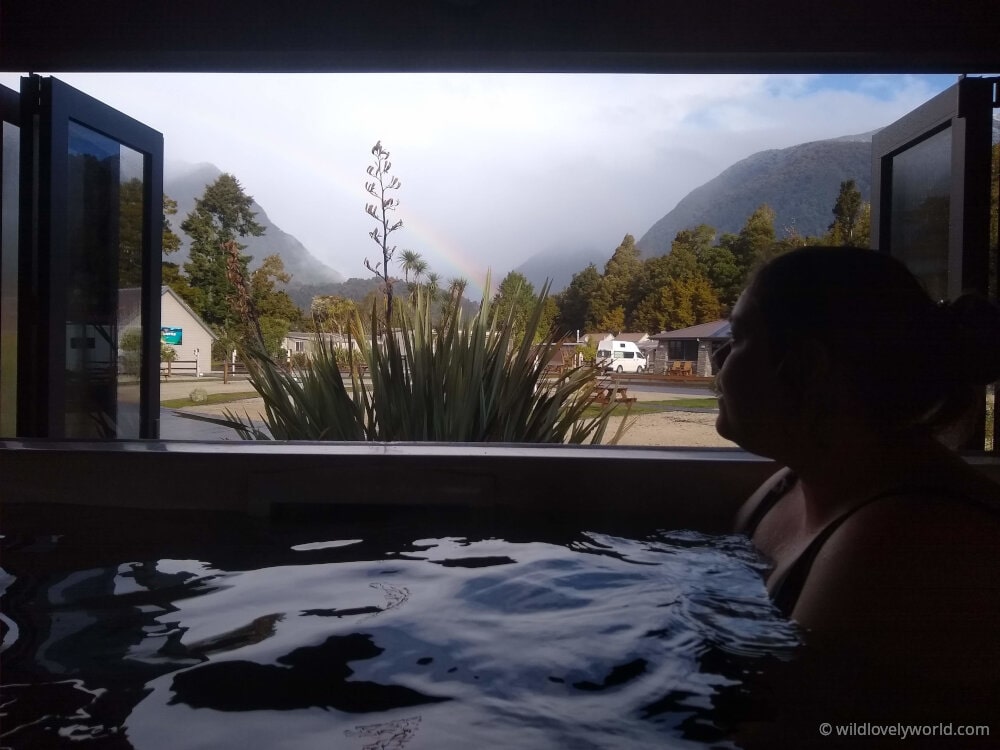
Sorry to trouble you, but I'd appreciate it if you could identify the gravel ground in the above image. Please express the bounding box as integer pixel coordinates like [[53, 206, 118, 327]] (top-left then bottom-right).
[[161, 376, 735, 447]]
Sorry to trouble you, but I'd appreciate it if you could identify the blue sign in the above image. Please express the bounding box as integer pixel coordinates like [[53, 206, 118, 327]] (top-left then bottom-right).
[[161, 327, 183, 345]]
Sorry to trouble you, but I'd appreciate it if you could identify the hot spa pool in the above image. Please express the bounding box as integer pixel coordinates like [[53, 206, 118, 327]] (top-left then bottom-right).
[[0, 505, 800, 749]]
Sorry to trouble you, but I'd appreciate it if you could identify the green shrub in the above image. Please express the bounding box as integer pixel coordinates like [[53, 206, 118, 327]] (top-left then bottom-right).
[[182, 282, 631, 443]]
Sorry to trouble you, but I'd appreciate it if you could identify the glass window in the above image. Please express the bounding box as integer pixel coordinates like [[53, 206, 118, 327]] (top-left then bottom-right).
[[889, 126, 952, 301], [667, 340, 698, 361], [1, 120, 18, 437], [65, 122, 146, 438]]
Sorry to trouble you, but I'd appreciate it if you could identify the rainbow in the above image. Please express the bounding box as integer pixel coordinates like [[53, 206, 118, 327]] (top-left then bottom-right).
[[395, 212, 492, 298], [202, 128, 493, 299]]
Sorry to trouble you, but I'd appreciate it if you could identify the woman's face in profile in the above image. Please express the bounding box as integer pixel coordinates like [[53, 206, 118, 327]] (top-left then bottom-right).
[[714, 288, 788, 457]]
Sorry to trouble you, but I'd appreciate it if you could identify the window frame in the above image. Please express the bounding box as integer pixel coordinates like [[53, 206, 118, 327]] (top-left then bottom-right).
[[16, 75, 164, 438], [871, 77, 996, 300], [871, 76, 998, 450], [1, 84, 20, 437]]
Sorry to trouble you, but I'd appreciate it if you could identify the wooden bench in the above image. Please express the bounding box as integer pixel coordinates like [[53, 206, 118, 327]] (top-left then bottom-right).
[[666, 360, 694, 376]]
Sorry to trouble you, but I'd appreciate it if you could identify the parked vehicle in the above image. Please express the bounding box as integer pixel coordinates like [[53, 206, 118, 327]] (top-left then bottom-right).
[[596, 340, 647, 373]]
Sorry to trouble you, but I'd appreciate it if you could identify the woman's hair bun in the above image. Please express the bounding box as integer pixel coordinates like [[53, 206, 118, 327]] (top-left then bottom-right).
[[940, 294, 1000, 385]]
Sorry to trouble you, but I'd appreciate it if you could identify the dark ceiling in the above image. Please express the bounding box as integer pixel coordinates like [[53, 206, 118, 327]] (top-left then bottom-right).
[[3, 0, 999, 73]]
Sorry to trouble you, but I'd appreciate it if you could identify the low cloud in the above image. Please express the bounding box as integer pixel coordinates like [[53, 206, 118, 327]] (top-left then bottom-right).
[[0, 72, 960, 292]]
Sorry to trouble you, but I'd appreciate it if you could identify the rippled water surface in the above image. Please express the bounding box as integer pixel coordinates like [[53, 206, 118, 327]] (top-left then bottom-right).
[[1, 512, 800, 749]]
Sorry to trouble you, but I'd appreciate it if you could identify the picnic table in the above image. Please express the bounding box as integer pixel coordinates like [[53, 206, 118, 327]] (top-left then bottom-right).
[[590, 380, 636, 405]]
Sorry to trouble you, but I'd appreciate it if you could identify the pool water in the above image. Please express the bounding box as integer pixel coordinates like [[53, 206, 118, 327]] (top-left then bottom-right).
[[1, 510, 799, 749]]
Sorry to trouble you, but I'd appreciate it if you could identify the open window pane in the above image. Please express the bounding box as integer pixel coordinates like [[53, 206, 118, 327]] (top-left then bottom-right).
[[65, 122, 121, 436], [116, 143, 146, 436], [15, 76, 163, 439], [64, 125, 147, 438], [1, 118, 18, 436], [889, 126, 952, 302]]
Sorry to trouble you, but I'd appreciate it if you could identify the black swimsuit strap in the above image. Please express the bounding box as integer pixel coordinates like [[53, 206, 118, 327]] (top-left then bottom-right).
[[742, 468, 798, 537], [766, 484, 988, 617], [768, 489, 894, 616]]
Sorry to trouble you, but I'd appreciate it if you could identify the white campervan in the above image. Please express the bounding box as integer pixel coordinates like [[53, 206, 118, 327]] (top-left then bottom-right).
[[596, 340, 647, 373]]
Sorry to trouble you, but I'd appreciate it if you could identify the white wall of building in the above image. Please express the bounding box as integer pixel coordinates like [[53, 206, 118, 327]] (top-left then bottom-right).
[[161, 290, 215, 376]]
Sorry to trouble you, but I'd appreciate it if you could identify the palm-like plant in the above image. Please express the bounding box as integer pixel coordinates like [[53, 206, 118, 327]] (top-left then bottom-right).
[[448, 277, 468, 299], [411, 258, 428, 284], [398, 249, 423, 284], [440, 277, 469, 326], [424, 272, 442, 304], [196, 337, 367, 441]]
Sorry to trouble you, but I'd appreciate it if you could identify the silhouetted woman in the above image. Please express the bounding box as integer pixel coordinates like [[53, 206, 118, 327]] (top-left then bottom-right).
[[713, 246, 1000, 744]]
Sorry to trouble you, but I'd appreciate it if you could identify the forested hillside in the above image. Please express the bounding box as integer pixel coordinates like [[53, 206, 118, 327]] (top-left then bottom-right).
[[285, 278, 384, 309], [553, 178, 870, 336], [513, 132, 873, 293], [637, 135, 872, 256]]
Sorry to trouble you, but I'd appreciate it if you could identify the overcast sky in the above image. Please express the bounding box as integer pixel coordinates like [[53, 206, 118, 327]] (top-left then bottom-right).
[[0, 72, 962, 293]]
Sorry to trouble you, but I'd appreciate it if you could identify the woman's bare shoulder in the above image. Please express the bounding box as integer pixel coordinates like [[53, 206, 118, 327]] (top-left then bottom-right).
[[792, 489, 1000, 630], [733, 467, 795, 533]]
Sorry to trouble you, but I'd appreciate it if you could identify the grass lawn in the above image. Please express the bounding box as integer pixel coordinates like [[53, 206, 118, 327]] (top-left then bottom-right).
[[655, 397, 718, 410], [583, 397, 718, 417], [161, 391, 260, 409]]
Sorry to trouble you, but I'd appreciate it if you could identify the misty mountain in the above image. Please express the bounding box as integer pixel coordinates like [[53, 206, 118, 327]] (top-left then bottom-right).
[[164, 161, 344, 287], [637, 134, 873, 256], [510, 132, 874, 293], [513, 246, 610, 294]]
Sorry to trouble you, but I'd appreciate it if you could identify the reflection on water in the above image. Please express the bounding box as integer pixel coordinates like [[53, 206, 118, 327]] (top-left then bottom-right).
[[1, 515, 799, 749]]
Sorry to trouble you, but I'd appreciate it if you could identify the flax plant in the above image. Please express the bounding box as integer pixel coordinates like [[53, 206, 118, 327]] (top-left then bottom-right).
[[184, 280, 633, 443]]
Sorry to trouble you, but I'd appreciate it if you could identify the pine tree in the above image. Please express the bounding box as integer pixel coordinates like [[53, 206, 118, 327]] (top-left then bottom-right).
[[591, 234, 642, 330], [596, 306, 625, 334], [181, 173, 264, 328], [162, 262, 200, 309], [626, 225, 725, 332], [118, 178, 144, 287], [119, 183, 181, 287], [493, 271, 538, 342], [632, 276, 721, 333], [556, 263, 601, 334], [732, 204, 778, 273], [828, 179, 864, 245], [695, 243, 742, 310], [162, 194, 181, 255]]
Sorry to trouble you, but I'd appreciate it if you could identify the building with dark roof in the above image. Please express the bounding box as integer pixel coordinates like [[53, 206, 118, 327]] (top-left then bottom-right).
[[651, 320, 731, 376]]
